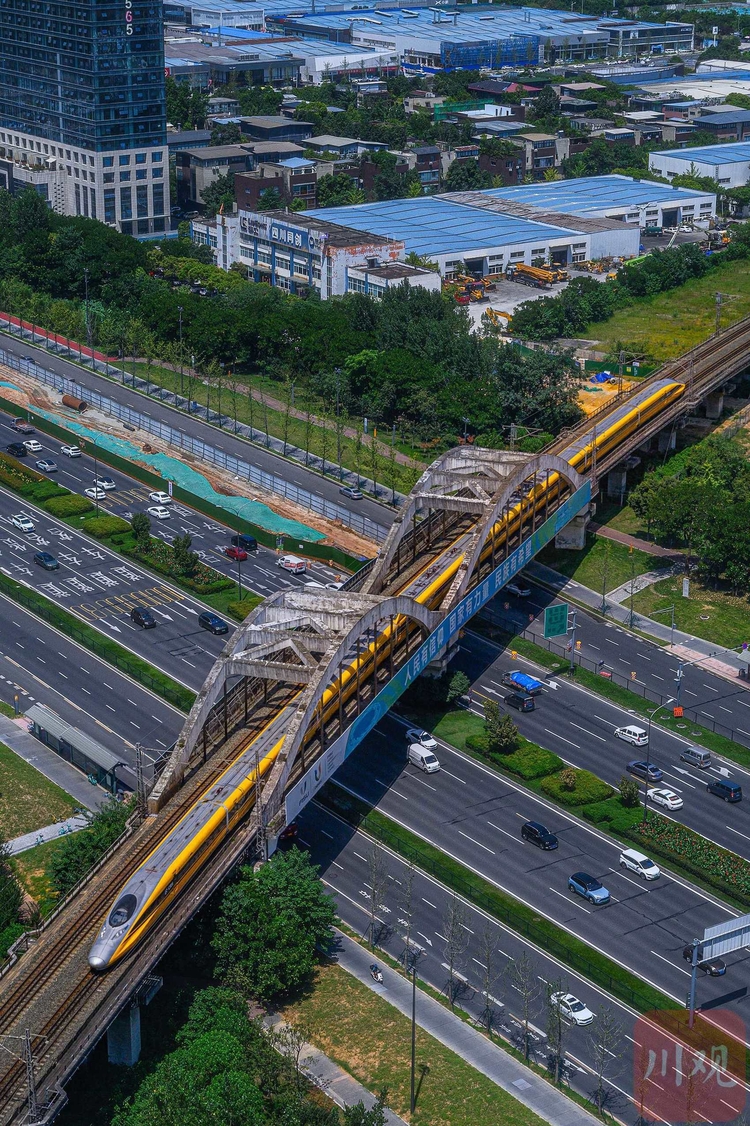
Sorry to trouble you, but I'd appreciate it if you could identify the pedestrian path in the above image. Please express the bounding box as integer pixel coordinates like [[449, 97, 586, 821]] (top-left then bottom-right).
[[0, 714, 107, 811], [606, 563, 681, 605], [8, 814, 89, 856], [265, 1010, 407, 1125], [588, 521, 683, 560], [335, 929, 596, 1126]]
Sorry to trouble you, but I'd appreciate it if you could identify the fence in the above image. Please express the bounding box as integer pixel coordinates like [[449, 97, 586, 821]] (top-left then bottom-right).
[[479, 603, 750, 751], [0, 316, 393, 543]]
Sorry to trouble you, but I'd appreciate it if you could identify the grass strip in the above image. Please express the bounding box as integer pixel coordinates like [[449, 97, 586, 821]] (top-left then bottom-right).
[[0, 571, 194, 713], [283, 960, 550, 1126], [318, 782, 676, 1015], [0, 741, 79, 838], [472, 619, 750, 767]]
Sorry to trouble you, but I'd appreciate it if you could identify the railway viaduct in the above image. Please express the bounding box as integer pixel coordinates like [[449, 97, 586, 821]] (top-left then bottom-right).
[[1, 315, 749, 1125]]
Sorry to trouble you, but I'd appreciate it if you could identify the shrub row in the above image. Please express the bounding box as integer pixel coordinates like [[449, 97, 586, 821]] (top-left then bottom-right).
[[81, 514, 132, 538], [121, 539, 235, 595], [503, 742, 564, 780], [638, 815, 750, 904], [44, 493, 94, 518], [540, 768, 613, 806]]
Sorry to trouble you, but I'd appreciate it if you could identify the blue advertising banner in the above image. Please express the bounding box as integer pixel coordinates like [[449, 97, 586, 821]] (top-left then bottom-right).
[[285, 480, 591, 820]]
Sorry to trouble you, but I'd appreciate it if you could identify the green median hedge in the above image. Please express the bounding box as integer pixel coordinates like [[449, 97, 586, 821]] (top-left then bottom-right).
[[81, 514, 131, 538], [43, 493, 94, 518], [0, 570, 194, 713], [503, 742, 564, 780], [319, 782, 676, 1015], [541, 767, 613, 806]]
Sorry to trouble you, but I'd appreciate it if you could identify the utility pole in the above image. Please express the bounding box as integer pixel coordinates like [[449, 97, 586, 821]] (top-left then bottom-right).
[[24, 1029, 38, 1123], [178, 306, 184, 395], [618, 349, 624, 397], [568, 608, 577, 674], [410, 957, 417, 1114], [628, 549, 636, 630], [83, 267, 91, 350], [135, 742, 147, 817]]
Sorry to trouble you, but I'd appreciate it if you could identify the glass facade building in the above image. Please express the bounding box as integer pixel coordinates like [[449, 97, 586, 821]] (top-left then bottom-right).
[[0, 0, 166, 151]]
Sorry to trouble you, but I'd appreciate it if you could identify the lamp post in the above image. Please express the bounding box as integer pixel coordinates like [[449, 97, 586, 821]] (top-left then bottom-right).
[[178, 305, 184, 396], [644, 698, 674, 822], [237, 549, 243, 603], [651, 603, 676, 647], [83, 267, 91, 351]]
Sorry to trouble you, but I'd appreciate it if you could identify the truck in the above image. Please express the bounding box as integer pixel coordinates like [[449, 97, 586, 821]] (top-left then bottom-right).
[[501, 670, 544, 696], [505, 263, 564, 289], [12, 419, 35, 435]]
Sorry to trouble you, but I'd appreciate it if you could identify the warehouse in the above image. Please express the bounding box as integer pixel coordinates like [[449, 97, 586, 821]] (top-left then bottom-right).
[[650, 142, 750, 188]]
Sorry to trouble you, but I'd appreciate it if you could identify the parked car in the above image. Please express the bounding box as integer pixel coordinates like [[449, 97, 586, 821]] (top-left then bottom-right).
[[35, 459, 57, 473], [627, 760, 663, 783], [567, 872, 610, 905], [521, 821, 558, 850], [6, 443, 27, 457], [504, 692, 534, 712], [615, 725, 649, 746], [230, 533, 257, 552], [550, 992, 595, 1026], [60, 444, 81, 458], [11, 513, 34, 533], [224, 546, 248, 562], [501, 670, 543, 696], [131, 606, 157, 629], [147, 506, 171, 520], [406, 728, 437, 750], [706, 778, 742, 803], [505, 581, 531, 598], [682, 946, 726, 976], [407, 744, 440, 773], [22, 440, 42, 453], [340, 485, 363, 500], [647, 787, 683, 810], [198, 610, 229, 635], [619, 848, 660, 880], [95, 476, 117, 491], [148, 490, 172, 505], [33, 551, 59, 571]]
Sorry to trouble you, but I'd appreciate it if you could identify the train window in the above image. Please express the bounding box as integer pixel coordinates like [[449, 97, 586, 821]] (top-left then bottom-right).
[[108, 894, 138, 927]]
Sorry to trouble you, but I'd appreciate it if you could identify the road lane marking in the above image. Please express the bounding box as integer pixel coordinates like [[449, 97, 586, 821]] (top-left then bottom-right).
[[569, 722, 606, 743], [544, 728, 580, 749], [458, 830, 495, 855]]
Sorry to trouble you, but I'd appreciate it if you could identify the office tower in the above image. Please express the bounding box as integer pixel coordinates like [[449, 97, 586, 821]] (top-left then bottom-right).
[[0, 0, 170, 236]]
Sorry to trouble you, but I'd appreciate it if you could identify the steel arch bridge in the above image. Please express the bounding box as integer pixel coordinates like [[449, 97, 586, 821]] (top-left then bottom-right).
[[149, 445, 588, 831]]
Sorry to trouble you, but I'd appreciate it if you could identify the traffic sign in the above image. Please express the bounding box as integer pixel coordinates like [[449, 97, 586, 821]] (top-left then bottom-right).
[[543, 603, 569, 639]]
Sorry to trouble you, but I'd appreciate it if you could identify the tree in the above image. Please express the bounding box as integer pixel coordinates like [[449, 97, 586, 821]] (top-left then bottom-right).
[[0, 835, 23, 953], [447, 670, 470, 706], [212, 849, 336, 1002], [343, 1095, 389, 1126], [365, 845, 390, 950], [211, 123, 242, 145], [484, 701, 519, 755], [619, 775, 640, 808], [48, 801, 130, 898], [509, 951, 540, 1060], [589, 1005, 623, 1114], [443, 159, 493, 193], [442, 893, 469, 1009], [546, 979, 568, 1084], [202, 170, 235, 218], [172, 532, 198, 576], [257, 187, 284, 212], [477, 922, 499, 1034], [131, 511, 151, 552]]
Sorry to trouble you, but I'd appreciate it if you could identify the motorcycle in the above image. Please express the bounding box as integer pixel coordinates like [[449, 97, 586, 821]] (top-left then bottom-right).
[[369, 963, 383, 984]]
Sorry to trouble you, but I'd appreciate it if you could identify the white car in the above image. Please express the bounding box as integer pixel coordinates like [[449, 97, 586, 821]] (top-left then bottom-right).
[[85, 487, 106, 500], [95, 476, 116, 491], [406, 728, 437, 751], [148, 490, 172, 505], [550, 992, 595, 1027], [506, 581, 531, 598], [60, 444, 81, 458], [147, 506, 171, 520], [647, 787, 684, 811], [23, 440, 42, 453], [679, 224, 693, 233], [11, 513, 34, 533]]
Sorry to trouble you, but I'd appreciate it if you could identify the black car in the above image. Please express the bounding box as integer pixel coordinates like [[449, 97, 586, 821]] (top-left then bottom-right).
[[230, 533, 258, 552], [33, 551, 59, 571], [521, 821, 558, 850], [198, 611, 229, 635], [505, 692, 535, 713], [6, 442, 27, 457], [706, 778, 742, 802], [682, 946, 726, 976], [131, 606, 157, 629]]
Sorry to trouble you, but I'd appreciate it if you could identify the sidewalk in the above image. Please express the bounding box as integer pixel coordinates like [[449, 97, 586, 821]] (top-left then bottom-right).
[[0, 714, 107, 811], [265, 1010, 407, 1125], [8, 813, 89, 856], [526, 560, 749, 683], [335, 929, 596, 1126], [588, 521, 683, 561]]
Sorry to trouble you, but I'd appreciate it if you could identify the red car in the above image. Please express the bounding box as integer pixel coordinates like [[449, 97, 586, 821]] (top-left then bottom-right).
[[224, 545, 248, 562]]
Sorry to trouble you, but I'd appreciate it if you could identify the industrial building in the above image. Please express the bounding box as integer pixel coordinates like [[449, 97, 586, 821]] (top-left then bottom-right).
[[268, 7, 694, 69], [650, 142, 750, 188]]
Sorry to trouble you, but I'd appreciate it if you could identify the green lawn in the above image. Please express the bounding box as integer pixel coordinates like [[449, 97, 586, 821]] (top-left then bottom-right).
[[284, 962, 549, 1126], [584, 257, 750, 361], [402, 707, 486, 752], [538, 533, 658, 594], [633, 575, 750, 649], [12, 837, 67, 912], [0, 743, 78, 839]]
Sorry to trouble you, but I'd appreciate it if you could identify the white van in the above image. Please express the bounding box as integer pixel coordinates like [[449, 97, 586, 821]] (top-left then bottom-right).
[[680, 746, 711, 769], [614, 724, 649, 746], [407, 744, 440, 773], [277, 554, 307, 574], [619, 848, 660, 880]]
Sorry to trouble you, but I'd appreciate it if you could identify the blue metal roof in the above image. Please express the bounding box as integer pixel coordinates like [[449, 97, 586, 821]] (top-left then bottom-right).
[[482, 175, 715, 213], [307, 196, 575, 256], [655, 141, 750, 167]]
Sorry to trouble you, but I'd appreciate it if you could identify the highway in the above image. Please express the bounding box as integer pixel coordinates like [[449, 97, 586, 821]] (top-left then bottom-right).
[[0, 406, 342, 598], [456, 617, 750, 866], [331, 713, 750, 1020], [0, 333, 393, 535]]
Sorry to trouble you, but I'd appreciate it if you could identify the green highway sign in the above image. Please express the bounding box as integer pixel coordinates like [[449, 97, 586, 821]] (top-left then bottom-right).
[[544, 603, 569, 639]]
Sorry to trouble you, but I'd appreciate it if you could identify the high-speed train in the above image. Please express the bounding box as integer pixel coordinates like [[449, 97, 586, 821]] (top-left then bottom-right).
[[89, 377, 685, 970]]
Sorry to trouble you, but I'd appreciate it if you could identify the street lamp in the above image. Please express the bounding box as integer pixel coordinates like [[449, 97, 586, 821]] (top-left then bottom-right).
[[461, 416, 470, 442], [651, 603, 676, 647], [644, 698, 674, 821], [83, 267, 91, 351], [178, 306, 184, 396]]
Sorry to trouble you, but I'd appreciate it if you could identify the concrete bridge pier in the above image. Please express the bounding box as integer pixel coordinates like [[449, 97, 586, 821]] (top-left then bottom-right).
[[554, 505, 590, 550], [107, 1003, 141, 1067], [704, 390, 724, 420], [606, 467, 628, 506]]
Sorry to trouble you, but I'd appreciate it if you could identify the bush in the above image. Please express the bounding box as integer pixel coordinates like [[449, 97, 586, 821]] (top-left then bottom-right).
[[638, 815, 750, 901], [503, 741, 564, 780], [82, 514, 131, 539], [23, 480, 68, 502], [466, 732, 489, 754], [227, 595, 263, 622], [541, 768, 613, 806], [43, 493, 94, 517], [0, 452, 44, 491], [619, 775, 641, 808], [447, 671, 470, 706], [583, 796, 647, 833], [122, 539, 235, 595]]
